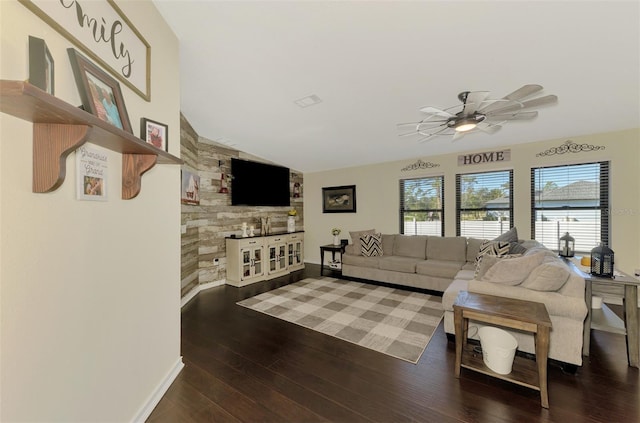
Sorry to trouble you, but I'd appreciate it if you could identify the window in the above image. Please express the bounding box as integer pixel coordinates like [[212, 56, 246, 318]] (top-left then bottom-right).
[[400, 176, 444, 236], [456, 170, 513, 238], [531, 162, 609, 252]]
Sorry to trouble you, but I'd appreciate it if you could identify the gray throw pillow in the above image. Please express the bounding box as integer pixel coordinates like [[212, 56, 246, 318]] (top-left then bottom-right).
[[492, 227, 519, 244], [481, 251, 546, 285], [509, 242, 528, 255], [349, 229, 375, 256], [521, 261, 571, 291]]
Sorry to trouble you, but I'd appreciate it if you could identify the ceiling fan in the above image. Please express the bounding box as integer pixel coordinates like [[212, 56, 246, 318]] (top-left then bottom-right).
[[398, 84, 557, 143]]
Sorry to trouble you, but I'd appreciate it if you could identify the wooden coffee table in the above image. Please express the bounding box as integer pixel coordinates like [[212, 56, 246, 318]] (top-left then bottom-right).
[[453, 291, 552, 408]]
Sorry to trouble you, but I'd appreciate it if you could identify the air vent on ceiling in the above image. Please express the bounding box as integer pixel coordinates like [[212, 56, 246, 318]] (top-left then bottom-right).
[[294, 94, 322, 108]]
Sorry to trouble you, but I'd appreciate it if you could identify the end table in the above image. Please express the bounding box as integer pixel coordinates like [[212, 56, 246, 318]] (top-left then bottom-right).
[[320, 244, 345, 276]]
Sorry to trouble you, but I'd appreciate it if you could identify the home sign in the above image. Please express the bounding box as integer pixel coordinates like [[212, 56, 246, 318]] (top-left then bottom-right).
[[458, 149, 511, 166]]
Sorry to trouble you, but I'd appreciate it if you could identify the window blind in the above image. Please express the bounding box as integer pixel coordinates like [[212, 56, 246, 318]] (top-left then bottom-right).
[[399, 176, 444, 236], [531, 161, 609, 252], [456, 170, 513, 239]]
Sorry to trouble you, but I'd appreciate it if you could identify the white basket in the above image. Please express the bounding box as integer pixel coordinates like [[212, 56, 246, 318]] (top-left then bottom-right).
[[478, 326, 518, 375]]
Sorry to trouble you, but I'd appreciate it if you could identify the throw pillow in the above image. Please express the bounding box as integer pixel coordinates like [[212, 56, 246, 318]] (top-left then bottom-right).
[[474, 253, 522, 279], [492, 227, 519, 244], [360, 233, 383, 257], [481, 251, 546, 286], [509, 242, 528, 255], [520, 261, 571, 291], [349, 229, 375, 256], [475, 240, 511, 265]]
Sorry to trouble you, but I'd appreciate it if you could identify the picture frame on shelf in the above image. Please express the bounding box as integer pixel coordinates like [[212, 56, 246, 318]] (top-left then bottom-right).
[[28, 36, 54, 95], [140, 118, 168, 151], [322, 185, 357, 213], [67, 48, 132, 133]]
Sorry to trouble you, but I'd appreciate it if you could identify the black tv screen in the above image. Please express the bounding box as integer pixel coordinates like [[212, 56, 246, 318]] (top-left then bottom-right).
[[231, 158, 290, 207]]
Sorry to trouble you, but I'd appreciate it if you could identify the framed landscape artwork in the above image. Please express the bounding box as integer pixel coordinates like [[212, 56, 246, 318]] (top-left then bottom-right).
[[322, 185, 356, 213]]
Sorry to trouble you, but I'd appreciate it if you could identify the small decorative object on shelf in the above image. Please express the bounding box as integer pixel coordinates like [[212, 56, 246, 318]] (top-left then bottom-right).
[[332, 227, 341, 245], [219, 173, 229, 193], [287, 209, 297, 233], [241, 222, 248, 238], [261, 217, 271, 235], [558, 232, 575, 257], [28, 36, 54, 95], [249, 225, 255, 237], [590, 243, 614, 278]]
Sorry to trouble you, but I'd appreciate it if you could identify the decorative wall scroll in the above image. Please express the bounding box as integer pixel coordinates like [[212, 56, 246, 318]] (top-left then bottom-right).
[[536, 140, 605, 157], [458, 149, 511, 166], [19, 0, 151, 101], [401, 159, 440, 172]]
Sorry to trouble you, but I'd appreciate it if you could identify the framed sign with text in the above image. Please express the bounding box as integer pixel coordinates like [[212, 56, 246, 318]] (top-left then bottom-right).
[[19, 0, 151, 101]]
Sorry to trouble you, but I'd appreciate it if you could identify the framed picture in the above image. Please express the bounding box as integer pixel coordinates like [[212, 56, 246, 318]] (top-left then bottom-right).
[[181, 170, 200, 205], [140, 118, 168, 151], [67, 48, 132, 133], [28, 36, 54, 95], [322, 185, 357, 213], [76, 145, 108, 201]]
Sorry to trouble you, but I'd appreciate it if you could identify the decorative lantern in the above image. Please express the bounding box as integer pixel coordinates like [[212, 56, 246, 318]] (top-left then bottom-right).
[[558, 232, 575, 257], [590, 243, 615, 278]]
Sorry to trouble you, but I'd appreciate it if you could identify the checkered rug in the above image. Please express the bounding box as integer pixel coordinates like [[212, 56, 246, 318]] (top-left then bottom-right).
[[237, 277, 443, 363]]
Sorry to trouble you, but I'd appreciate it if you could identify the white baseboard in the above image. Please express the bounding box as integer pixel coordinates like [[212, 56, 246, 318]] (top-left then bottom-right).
[[132, 357, 185, 423], [181, 279, 226, 308]]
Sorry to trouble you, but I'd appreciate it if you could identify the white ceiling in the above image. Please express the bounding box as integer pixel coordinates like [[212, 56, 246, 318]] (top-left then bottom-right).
[[153, 1, 640, 173]]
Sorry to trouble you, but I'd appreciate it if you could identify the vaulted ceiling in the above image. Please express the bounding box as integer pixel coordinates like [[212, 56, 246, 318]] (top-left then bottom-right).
[[154, 1, 640, 173]]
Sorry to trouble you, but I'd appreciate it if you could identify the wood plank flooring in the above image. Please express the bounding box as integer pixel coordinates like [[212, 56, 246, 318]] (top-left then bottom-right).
[[148, 265, 639, 422]]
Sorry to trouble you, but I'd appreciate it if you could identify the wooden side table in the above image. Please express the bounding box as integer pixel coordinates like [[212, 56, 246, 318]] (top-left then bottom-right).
[[319, 244, 345, 276], [563, 259, 640, 368], [453, 291, 553, 408]]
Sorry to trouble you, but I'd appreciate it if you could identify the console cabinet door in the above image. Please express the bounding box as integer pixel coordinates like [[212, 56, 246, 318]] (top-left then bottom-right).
[[241, 245, 264, 281], [267, 237, 287, 275], [288, 233, 304, 271]]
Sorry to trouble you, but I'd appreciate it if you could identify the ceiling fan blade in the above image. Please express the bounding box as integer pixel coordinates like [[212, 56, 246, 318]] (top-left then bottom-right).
[[419, 106, 454, 117], [462, 91, 489, 115], [477, 84, 544, 114], [487, 95, 557, 115], [485, 111, 538, 120], [397, 121, 422, 127], [452, 131, 466, 141], [503, 84, 543, 101], [476, 121, 502, 134]]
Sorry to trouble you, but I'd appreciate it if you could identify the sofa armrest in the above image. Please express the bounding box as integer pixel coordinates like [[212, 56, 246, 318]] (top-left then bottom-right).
[[468, 280, 588, 321]]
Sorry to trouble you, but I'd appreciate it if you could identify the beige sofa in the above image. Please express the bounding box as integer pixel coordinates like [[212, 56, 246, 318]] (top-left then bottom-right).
[[342, 233, 588, 366]]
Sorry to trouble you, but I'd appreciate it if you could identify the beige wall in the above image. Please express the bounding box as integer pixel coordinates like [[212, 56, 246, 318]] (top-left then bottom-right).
[[304, 129, 640, 273], [0, 2, 181, 421]]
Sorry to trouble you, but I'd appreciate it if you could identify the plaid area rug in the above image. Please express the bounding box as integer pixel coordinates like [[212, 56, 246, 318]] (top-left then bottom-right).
[[237, 277, 443, 363]]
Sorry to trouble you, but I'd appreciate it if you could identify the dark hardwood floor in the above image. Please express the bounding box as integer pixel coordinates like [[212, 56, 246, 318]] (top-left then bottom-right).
[[148, 264, 639, 422]]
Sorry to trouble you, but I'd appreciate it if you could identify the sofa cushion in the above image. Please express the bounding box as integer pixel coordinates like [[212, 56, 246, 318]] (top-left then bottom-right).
[[381, 234, 395, 256], [349, 229, 375, 255], [427, 236, 467, 262], [481, 251, 546, 286], [342, 254, 381, 268], [360, 233, 383, 257], [466, 238, 485, 263], [393, 235, 428, 259], [475, 240, 510, 264], [509, 242, 528, 255], [520, 261, 571, 291], [416, 259, 464, 278], [379, 256, 423, 273]]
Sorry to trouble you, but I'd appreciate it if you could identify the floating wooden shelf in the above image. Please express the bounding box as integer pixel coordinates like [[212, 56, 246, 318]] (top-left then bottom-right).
[[0, 80, 182, 199]]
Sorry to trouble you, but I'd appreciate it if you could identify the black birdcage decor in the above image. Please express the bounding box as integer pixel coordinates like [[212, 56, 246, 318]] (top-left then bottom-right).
[[590, 243, 614, 278], [559, 232, 575, 257]]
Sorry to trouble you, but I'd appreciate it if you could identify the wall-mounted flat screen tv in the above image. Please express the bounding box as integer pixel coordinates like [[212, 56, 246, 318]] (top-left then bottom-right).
[[231, 158, 290, 207]]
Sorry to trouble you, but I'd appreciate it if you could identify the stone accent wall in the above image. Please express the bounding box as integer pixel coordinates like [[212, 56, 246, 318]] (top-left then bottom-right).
[[180, 114, 304, 297]]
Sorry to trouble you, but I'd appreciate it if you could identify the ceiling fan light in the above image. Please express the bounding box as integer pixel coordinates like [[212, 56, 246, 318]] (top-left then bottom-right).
[[454, 119, 477, 132]]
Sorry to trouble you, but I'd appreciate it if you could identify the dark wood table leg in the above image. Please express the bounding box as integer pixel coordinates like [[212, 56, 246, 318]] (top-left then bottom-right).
[[320, 248, 325, 276], [453, 307, 464, 378], [624, 284, 639, 367], [535, 326, 550, 408], [583, 279, 592, 357]]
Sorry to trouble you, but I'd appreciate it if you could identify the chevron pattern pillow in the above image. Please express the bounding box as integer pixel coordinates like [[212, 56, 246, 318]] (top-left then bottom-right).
[[475, 240, 510, 265], [361, 233, 383, 257]]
